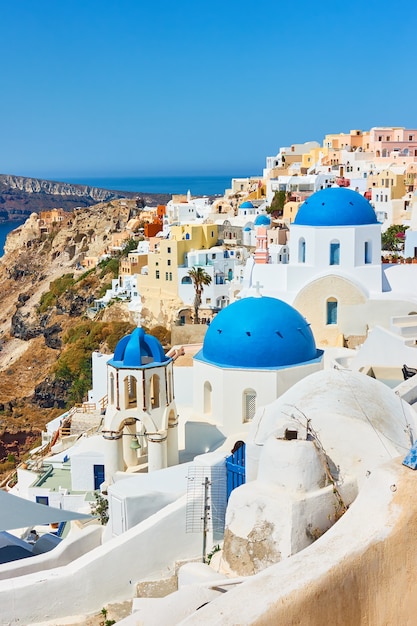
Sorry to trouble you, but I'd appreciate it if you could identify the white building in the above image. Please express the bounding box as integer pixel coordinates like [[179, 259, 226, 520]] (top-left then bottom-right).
[[239, 186, 417, 346], [165, 197, 212, 224], [264, 141, 320, 177], [177, 246, 245, 312], [190, 296, 323, 439]]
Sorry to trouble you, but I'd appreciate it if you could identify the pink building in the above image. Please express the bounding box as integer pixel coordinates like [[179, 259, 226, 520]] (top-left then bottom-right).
[[369, 127, 417, 158], [254, 226, 269, 264]]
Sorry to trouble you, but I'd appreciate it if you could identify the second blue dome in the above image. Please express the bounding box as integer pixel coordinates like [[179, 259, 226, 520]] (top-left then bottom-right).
[[294, 187, 377, 227]]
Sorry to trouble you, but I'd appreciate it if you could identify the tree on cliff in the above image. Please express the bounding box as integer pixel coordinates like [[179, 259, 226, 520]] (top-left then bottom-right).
[[187, 267, 212, 324], [266, 190, 286, 216]]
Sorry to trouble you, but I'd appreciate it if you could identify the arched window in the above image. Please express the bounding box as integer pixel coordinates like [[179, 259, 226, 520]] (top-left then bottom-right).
[[298, 237, 306, 263], [150, 374, 160, 409], [124, 375, 137, 409], [326, 298, 338, 325], [181, 276, 192, 284], [204, 381, 212, 414], [217, 295, 229, 309], [364, 240, 372, 264], [330, 240, 340, 265], [243, 388, 257, 422]]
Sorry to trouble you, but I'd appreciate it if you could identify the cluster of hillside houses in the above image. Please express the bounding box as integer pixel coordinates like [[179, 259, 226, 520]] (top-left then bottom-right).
[[3, 127, 417, 624]]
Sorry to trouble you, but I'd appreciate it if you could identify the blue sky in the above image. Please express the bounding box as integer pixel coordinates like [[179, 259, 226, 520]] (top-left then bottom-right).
[[1, 0, 416, 179]]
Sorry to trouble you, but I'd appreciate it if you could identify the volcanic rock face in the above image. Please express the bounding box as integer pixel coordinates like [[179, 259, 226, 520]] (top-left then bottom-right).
[[33, 377, 71, 409], [0, 430, 42, 461], [0, 173, 170, 218], [1, 174, 118, 200]]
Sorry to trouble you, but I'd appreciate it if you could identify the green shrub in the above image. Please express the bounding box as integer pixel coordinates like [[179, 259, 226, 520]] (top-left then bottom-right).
[[98, 258, 119, 279], [91, 492, 109, 525], [38, 274, 76, 312], [120, 238, 138, 257], [54, 321, 135, 405]]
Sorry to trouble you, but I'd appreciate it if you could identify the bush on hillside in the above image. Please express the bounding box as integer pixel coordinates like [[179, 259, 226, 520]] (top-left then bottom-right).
[[54, 321, 135, 405], [38, 274, 75, 312]]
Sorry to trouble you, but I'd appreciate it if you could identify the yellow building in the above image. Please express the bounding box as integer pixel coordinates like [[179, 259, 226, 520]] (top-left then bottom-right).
[[137, 224, 219, 325], [405, 163, 417, 192], [245, 181, 266, 202], [282, 201, 301, 224], [120, 252, 148, 277], [367, 168, 406, 199], [301, 146, 328, 171]]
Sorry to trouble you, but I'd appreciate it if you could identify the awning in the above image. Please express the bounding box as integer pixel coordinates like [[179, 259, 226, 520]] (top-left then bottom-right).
[[0, 490, 92, 531]]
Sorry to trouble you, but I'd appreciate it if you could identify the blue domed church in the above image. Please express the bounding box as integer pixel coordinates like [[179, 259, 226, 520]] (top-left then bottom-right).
[[192, 296, 323, 437], [102, 327, 178, 480], [240, 187, 406, 346]]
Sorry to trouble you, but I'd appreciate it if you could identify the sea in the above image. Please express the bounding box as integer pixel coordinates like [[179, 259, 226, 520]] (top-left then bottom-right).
[[0, 174, 255, 257], [0, 220, 25, 258], [63, 174, 249, 197]]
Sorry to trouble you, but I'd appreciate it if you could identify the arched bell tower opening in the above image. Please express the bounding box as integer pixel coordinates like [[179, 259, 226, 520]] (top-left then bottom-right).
[[150, 374, 160, 409], [124, 375, 137, 409]]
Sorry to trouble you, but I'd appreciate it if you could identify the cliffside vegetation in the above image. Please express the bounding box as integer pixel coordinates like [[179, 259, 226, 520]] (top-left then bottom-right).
[[0, 198, 170, 472]]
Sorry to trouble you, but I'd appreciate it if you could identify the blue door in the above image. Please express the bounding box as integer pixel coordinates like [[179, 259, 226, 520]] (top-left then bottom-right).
[[93, 464, 105, 490], [226, 443, 246, 501]]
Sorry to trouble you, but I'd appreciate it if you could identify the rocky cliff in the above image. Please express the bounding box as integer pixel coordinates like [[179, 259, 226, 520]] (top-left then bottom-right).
[[0, 173, 170, 220], [0, 198, 146, 470]]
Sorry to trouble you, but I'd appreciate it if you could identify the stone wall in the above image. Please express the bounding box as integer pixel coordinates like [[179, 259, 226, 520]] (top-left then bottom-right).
[[171, 323, 208, 346]]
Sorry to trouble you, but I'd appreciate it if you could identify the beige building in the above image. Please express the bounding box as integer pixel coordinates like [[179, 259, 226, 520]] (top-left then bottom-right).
[[367, 167, 406, 199], [137, 223, 219, 325], [323, 129, 370, 151], [38, 208, 68, 235], [120, 251, 148, 277], [282, 200, 301, 224]]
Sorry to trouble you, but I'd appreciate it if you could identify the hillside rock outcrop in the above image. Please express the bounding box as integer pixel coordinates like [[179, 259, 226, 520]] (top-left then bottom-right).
[[0, 173, 170, 219]]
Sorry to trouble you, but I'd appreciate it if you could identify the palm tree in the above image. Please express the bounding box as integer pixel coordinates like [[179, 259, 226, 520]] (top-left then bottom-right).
[[187, 267, 212, 324]]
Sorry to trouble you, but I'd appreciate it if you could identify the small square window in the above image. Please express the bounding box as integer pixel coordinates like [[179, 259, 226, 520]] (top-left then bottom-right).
[[285, 429, 298, 440]]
